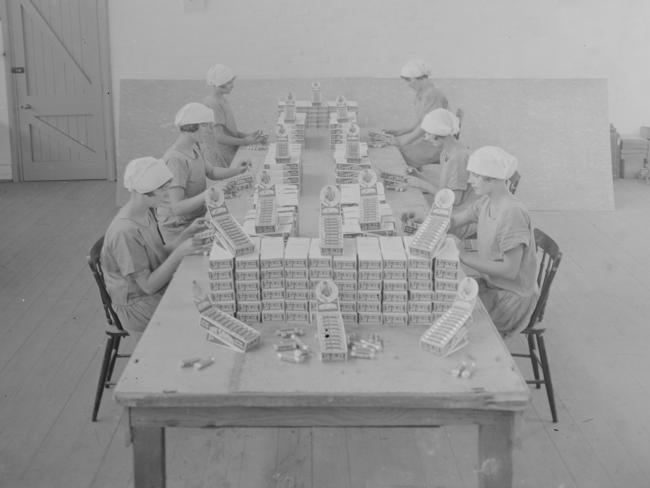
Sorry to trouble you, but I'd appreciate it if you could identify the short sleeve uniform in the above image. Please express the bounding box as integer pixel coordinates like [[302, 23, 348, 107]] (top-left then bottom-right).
[[400, 83, 449, 168], [157, 146, 208, 243], [471, 196, 539, 335], [100, 210, 168, 333], [203, 96, 239, 166]]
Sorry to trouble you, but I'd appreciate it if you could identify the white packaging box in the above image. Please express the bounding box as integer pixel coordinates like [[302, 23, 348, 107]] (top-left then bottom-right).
[[210, 290, 236, 303], [382, 312, 408, 326], [285, 300, 309, 311], [284, 237, 311, 268], [285, 268, 309, 280], [356, 237, 382, 270], [434, 278, 458, 292], [260, 236, 285, 269], [383, 280, 408, 292], [332, 238, 357, 269], [383, 290, 408, 303], [403, 236, 434, 271], [235, 236, 261, 270], [261, 268, 284, 280], [410, 289, 435, 302], [358, 269, 382, 281], [262, 288, 284, 301], [382, 302, 407, 314], [358, 312, 382, 325], [237, 311, 261, 324], [262, 310, 286, 322], [339, 290, 357, 302], [286, 310, 310, 323], [208, 242, 234, 270], [335, 281, 357, 293], [261, 277, 285, 290], [235, 280, 259, 293], [358, 280, 382, 291], [341, 312, 358, 325], [308, 239, 333, 268], [237, 289, 261, 302], [208, 268, 234, 281], [235, 268, 260, 282], [379, 236, 407, 270], [237, 301, 262, 313], [408, 301, 433, 313], [262, 299, 285, 311], [339, 301, 357, 313], [408, 312, 434, 326], [333, 269, 357, 282]]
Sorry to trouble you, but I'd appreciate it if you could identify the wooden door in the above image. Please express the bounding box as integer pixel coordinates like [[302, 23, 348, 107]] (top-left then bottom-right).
[[5, 0, 111, 180]]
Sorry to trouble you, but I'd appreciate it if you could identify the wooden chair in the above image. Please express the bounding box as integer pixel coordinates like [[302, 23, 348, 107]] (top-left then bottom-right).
[[511, 228, 562, 423], [87, 237, 130, 421]]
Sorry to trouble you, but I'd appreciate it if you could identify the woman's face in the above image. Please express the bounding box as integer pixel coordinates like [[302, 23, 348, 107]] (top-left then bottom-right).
[[402, 75, 425, 92], [468, 172, 495, 196], [219, 77, 236, 94], [424, 132, 445, 149], [149, 180, 172, 205], [194, 123, 213, 143]]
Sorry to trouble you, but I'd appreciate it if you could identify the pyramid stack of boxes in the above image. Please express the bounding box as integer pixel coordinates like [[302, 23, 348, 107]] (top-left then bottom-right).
[[277, 92, 306, 148], [333, 123, 370, 184], [329, 96, 359, 149], [283, 237, 311, 324], [260, 237, 286, 322], [277, 83, 358, 130], [619, 136, 649, 178], [337, 172, 396, 237]]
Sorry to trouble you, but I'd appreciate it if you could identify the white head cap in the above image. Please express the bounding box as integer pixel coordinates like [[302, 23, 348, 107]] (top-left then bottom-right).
[[420, 108, 460, 136], [206, 64, 235, 87], [123, 157, 173, 194], [467, 146, 518, 180], [400, 59, 430, 78], [174, 102, 215, 128]]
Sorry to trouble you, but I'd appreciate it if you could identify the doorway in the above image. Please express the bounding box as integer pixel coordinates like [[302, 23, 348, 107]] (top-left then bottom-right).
[[2, 0, 113, 181]]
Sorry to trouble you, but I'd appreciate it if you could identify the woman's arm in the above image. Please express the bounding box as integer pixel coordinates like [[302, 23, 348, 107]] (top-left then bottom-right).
[[165, 186, 206, 219], [395, 127, 425, 146], [213, 125, 256, 147], [206, 159, 249, 180], [459, 244, 524, 281], [450, 206, 477, 230]]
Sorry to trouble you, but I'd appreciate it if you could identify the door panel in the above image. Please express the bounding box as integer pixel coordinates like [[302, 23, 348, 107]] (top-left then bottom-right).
[[8, 0, 108, 180]]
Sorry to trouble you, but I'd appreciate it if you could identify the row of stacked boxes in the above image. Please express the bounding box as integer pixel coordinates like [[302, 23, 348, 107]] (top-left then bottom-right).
[[206, 235, 459, 327]]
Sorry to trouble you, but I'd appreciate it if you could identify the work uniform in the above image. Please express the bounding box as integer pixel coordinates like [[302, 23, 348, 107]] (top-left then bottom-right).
[[101, 210, 168, 335], [400, 83, 449, 169], [465, 196, 539, 336], [203, 95, 239, 166], [157, 145, 208, 243]]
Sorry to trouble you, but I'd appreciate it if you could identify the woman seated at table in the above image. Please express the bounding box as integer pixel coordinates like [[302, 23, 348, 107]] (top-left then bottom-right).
[[202, 64, 266, 166], [157, 102, 250, 243], [101, 157, 209, 339], [450, 146, 539, 337], [384, 59, 449, 170]]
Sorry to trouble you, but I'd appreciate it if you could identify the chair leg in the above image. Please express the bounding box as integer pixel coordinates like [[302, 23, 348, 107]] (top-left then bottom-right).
[[92, 336, 115, 422], [528, 334, 541, 388], [536, 334, 558, 423], [106, 334, 123, 385]]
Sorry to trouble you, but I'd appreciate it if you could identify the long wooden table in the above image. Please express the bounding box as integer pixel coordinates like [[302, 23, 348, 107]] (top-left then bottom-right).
[[114, 130, 529, 488]]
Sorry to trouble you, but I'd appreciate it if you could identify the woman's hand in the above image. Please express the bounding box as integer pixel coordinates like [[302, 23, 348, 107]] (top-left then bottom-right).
[[383, 129, 398, 136], [183, 217, 209, 238], [235, 159, 251, 173]]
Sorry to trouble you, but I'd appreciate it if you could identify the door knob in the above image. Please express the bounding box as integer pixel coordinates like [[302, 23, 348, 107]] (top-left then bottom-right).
[[20, 104, 32, 109]]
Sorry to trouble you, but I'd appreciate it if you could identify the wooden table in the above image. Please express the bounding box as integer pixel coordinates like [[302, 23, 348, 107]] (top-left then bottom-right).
[[114, 130, 529, 488]]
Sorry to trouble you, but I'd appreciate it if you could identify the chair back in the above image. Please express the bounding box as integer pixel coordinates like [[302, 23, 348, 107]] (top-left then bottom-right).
[[87, 237, 124, 331], [508, 170, 521, 195], [524, 228, 562, 330]]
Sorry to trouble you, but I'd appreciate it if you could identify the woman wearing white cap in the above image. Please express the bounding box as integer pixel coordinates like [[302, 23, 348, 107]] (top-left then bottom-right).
[[384, 59, 449, 169], [157, 102, 250, 243], [450, 146, 539, 336], [418, 108, 476, 209], [202, 64, 266, 166], [101, 157, 210, 337]]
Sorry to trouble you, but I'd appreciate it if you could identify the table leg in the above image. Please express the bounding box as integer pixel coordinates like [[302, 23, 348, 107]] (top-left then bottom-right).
[[477, 412, 515, 488], [132, 425, 166, 488]]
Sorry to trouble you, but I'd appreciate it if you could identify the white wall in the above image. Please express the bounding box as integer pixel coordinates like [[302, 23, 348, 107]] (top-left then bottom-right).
[[108, 0, 650, 135]]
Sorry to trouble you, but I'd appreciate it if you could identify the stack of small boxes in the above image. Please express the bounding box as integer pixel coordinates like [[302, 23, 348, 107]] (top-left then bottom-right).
[[283, 237, 311, 324], [207, 242, 236, 316], [278, 93, 306, 148], [358, 169, 381, 231], [234, 236, 262, 324], [333, 126, 370, 184], [319, 185, 344, 256], [314, 280, 348, 362], [260, 237, 286, 322], [221, 171, 254, 199], [379, 237, 408, 326], [619, 136, 649, 178], [356, 237, 383, 325], [332, 238, 358, 326], [403, 235, 435, 326], [308, 238, 333, 323], [277, 83, 358, 130], [253, 172, 278, 234], [432, 238, 460, 319]]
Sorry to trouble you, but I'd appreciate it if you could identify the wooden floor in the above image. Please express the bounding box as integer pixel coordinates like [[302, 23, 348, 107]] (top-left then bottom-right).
[[1, 178, 649, 488]]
